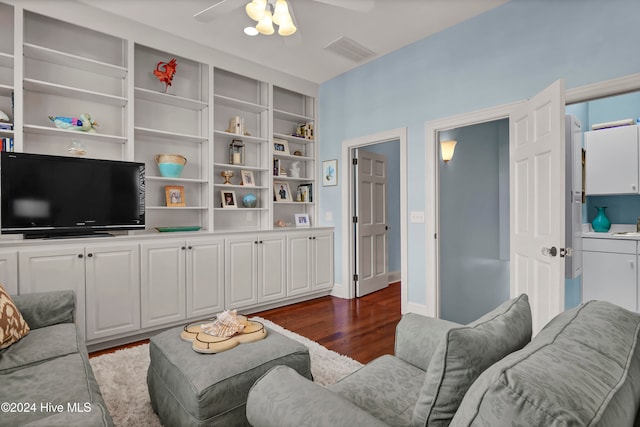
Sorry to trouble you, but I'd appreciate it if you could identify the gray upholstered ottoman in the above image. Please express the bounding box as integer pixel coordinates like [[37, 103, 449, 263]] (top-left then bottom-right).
[[147, 324, 312, 426]]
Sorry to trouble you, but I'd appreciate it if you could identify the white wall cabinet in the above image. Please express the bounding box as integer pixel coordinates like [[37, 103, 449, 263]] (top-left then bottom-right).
[[585, 125, 640, 195], [141, 237, 225, 328], [18, 243, 140, 339], [225, 233, 286, 309], [0, 250, 18, 295], [288, 230, 334, 296], [85, 244, 140, 340], [582, 238, 638, 312], [140, 241, 187, 328]]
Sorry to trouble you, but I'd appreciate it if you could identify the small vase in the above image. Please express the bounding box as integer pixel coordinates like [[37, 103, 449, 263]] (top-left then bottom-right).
[[592, 206, 611, 232]]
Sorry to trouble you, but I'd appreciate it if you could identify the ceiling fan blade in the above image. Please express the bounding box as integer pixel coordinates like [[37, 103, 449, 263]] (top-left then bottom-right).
[[194, 0, 245, 22], [312, 0, 375, 13]]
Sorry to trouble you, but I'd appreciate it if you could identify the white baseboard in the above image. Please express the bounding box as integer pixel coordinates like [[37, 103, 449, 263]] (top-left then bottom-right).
[[330, 282, 348, 299], [406, 301, 429, 316], [388, 270, 401, 284]]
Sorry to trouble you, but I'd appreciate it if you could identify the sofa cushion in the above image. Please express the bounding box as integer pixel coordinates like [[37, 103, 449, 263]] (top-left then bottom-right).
[[450, 300, 640, 427], [412, 294, 532, 427], [0, 284, 30, 350], [0, 352, 112, 426], [0, 323, 79, 373], [330, 354, 426, 426]]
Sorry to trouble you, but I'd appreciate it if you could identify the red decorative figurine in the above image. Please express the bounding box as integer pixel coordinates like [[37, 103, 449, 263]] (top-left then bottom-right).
[[153, 58, 177, 92]]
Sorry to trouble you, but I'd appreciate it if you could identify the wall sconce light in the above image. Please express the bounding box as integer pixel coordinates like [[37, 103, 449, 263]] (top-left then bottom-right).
[[440, 140, 457, 163]]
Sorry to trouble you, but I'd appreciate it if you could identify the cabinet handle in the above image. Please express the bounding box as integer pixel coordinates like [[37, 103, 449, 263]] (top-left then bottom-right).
[[633, 184, 637, 191], [181, 246, 186, 250], [78, 254, 83, 259], [188, 246, 193, 250], [87, 253, 93, 258], [254, 241, 258, 244], [629, 260, 635, 269], [259, 240, 263, 244]]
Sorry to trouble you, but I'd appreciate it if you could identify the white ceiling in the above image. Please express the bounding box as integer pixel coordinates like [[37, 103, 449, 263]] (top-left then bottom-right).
[[78, 0, 509, 84]]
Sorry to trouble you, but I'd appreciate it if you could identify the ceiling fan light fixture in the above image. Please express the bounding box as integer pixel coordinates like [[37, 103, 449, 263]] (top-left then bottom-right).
[[246, 0, 267, 21], [278, 17, 297, 36], [256, 9, 275, 35], [272, 0, 290, 26]]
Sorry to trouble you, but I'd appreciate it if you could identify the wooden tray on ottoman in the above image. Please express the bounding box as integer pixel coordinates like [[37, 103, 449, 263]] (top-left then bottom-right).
[[180, 316, 266, 353]]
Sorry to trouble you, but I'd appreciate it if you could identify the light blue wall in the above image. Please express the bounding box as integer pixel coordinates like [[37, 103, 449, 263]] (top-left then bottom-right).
[[318, 0, 640, 308], [439, 120, 510, 323], [362, 141, 401, 275]]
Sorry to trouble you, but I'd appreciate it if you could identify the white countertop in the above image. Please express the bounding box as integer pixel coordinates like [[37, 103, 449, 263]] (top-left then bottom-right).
[[582, 224, 640, 240]]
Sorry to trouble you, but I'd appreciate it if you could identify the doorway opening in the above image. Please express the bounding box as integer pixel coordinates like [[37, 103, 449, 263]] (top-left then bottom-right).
[[340, 128, 408, 312]]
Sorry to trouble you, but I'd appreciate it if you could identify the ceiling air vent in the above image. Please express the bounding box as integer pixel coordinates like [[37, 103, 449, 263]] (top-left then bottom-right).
[[324, 36, 376, 62]]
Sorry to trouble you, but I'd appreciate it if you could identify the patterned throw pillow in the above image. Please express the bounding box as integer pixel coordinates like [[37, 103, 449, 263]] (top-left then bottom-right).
[[0, 284, 30, 349]]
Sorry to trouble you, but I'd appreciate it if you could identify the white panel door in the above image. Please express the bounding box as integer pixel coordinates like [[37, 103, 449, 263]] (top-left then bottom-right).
[[225, 236, 258, 308], [510, 80, 566, 334], [258, 234, 287, 303], [288, 233, 312, 296], [356, 149, 389, 297]]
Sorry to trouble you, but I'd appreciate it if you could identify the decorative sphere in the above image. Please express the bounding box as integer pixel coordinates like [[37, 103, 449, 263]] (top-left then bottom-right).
[[242, 194, 257, 208]]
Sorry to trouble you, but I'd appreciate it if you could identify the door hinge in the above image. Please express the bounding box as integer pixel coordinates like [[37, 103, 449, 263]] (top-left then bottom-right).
[[352, 158, 358, 165], [353, 216, 358, 223], [560, 247, 573, 257], [353, 274, 359, 282]]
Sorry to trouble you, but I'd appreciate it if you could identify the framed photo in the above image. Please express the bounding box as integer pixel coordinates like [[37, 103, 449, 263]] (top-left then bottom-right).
[[221, 190, 237, 208], [241, 170, 255, 186], [274, 181, 292, 202], [322, 159, 338, 186], [295, 213, 310, 228], [273, 138, 290, 155], [165, 185, 186, 207]]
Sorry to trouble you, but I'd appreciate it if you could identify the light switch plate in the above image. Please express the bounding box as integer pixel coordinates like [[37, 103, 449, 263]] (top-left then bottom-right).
[[410, 211, 425, 223]]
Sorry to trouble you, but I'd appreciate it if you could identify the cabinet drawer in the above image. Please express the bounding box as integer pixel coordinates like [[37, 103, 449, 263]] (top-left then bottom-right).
[[583, 238, 636, 254]]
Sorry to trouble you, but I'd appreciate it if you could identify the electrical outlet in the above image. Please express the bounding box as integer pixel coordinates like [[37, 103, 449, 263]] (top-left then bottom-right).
[[325, 211, 333, 222]]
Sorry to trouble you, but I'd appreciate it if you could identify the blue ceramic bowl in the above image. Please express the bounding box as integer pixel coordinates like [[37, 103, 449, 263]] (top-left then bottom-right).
[[242, 194, 257, 208], [155, 154, 187, 178]]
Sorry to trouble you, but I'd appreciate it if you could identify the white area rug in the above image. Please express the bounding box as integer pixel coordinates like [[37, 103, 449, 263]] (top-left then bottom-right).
[[90, 317, 363, 426]]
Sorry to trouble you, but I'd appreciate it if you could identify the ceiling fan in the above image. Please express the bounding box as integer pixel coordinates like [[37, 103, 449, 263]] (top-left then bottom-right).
[[194, 0, 375, 37]]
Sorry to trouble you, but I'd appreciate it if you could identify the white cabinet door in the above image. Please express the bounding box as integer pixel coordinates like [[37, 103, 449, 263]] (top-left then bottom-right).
[[18, 246, 86, 333], [312, 231, 334, 291], [187, 238, 225, 318], [585, 125, 639, 195], [225, 236, 258, 308], [288, 234, 312, 296], [259, 235, 286, 303], [583, 247, 637, 312], [0, 250, 18, 295], [85, 243, 140, 340], [140, 241, 186, 328]]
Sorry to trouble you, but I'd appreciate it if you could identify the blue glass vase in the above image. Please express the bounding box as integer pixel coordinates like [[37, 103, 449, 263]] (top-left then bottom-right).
[[592, 206, 611, 232]]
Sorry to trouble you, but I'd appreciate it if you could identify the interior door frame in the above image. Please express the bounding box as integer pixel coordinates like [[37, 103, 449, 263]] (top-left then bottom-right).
[[338, 128, 408, 312], [424, 72, 640, 318]]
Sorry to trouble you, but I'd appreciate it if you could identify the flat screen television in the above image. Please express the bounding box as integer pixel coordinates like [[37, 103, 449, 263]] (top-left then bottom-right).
[[1, 152, 145, 238]]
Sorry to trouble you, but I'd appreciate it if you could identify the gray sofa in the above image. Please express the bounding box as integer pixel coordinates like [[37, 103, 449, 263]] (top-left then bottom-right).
[[247, 295, 640, 426], [0, 291, 113, 427]]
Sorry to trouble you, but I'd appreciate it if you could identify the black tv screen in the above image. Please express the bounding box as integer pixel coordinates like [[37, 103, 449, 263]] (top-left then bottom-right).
[[1, 152, 145, 238]]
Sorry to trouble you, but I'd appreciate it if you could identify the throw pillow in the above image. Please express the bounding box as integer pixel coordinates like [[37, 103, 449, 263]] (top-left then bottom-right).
[[0, 284, 30, 349], [411, 294, 532, 427]]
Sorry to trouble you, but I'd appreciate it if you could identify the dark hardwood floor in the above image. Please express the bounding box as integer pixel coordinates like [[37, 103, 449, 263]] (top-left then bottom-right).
[[255, 282, 401, 364], [90, 282, 401, 364]]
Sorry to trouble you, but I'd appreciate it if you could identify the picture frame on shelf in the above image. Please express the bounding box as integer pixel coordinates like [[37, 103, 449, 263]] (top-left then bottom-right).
[[221, 190, 237, 208], [322, 159, 338, 186], [241, 170, 255, 186], [274, 181, 292, 202], [295, 213, 310, 228], [273, 138, 290, 155], [165, 185, 186, 207]]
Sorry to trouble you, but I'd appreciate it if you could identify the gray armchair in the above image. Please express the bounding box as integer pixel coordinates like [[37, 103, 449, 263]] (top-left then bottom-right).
[[246, 295, 532, 427]]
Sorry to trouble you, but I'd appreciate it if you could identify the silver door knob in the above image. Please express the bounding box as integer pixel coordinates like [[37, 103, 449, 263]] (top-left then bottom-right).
[[541, 247, 558, 257]]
